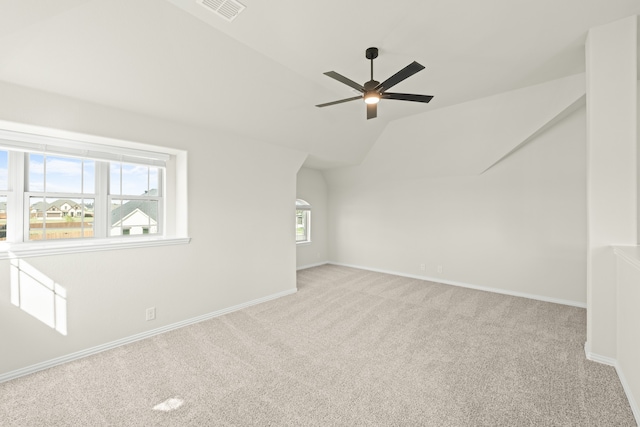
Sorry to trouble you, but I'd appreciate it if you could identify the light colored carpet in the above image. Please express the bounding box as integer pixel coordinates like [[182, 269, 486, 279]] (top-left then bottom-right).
[[1, 265, 636, 426]]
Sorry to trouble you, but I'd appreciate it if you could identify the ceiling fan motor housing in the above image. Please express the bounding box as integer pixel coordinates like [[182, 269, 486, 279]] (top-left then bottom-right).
[[364, 80, 379, 90]]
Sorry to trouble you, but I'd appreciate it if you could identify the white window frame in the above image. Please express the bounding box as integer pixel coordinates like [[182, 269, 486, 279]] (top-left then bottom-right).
[[296, 199, 311, 244], [0, 121, 190, 259]]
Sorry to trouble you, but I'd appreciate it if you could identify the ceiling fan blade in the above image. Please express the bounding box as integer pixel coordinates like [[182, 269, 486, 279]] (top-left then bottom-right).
[[382, 92, 433, 103], [367, 103, 377, 120], [375, 61, 425, 92], [324, 71, 365, 92], [316, 96, 362, 108]]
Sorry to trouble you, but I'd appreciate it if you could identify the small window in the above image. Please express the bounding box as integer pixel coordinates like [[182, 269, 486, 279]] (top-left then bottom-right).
[[0, 150, 7, 241], [295, 199, 311, 244]]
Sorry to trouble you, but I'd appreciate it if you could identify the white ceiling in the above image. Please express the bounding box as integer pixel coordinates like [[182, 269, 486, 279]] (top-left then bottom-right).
[[0, 0, 638, 169]]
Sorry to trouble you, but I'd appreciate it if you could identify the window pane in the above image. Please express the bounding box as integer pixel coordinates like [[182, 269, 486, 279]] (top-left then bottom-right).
[[122, 163, 149, 196], [82, 198, 95, 238], [45, 155, 82, 193], [149, 167, 159, 194], [83, 160, 96, 193], [29, 197, 46, 240], [29, 197, 92, 240], [52, 198, 84, 239], [0, 195, 6, 241], [0, 150, 8, 191], [142, 200, 158, 235], [109, 199, 123, 236], [29, 154, 45, 192], [110, 163, 121, 195], [110, 198, 158, 236], [28, 154, 89, 193], [296, 210, 308, 242]]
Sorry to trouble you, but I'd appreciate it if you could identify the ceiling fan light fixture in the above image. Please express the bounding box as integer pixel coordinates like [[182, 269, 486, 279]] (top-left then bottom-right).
[[364, 92, 380, 104], [316, 47, 433, 119]]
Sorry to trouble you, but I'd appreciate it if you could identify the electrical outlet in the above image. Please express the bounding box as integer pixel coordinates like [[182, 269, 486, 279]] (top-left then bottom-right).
[[420, 263, 426, 271], [437, 265, 443, 274], [146, 307, 156, 321]]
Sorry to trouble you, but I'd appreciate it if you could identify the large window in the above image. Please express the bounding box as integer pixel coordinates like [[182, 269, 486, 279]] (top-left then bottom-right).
[[0, 125, 189, 257], [296, 199, 311, 244], [9, 151, 163, 242]]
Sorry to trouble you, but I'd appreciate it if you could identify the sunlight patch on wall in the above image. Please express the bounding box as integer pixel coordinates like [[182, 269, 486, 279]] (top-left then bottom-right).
[[10, 257, 67, 335]]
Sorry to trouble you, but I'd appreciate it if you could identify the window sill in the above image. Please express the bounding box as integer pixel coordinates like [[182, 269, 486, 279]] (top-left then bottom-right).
[[0, 236, 191, 260], [296, 241, 312, 246]]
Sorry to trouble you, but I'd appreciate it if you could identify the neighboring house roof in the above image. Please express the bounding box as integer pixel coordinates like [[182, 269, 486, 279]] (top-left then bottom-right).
[[111, 200, 158, 226], [27, 193, 155, 221], [30, 199, 93, 212], [110, 191, 159, 225]]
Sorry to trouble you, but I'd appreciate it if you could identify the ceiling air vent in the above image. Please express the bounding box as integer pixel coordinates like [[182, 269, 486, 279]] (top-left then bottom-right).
[[196, 0, 246, 22]]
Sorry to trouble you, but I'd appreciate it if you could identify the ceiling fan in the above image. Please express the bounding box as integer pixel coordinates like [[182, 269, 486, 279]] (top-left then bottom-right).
[[316, 47, 433, 120]]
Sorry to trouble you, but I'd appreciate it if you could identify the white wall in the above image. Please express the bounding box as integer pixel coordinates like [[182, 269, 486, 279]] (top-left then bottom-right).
[[585, 15, 637, 359], [325, 75, 588, 306], [296, 167, 329, 269], [0, 81, 306, 376], [582, 16, 639, 423], [614, 247, 640, 421]]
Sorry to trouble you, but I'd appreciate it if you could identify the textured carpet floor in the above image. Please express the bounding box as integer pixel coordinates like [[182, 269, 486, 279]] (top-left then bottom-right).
[[1, 265, 636, 426]]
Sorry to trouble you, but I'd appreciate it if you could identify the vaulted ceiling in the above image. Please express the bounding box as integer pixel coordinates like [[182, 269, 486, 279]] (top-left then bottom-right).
[[0, 0, 638, 168]]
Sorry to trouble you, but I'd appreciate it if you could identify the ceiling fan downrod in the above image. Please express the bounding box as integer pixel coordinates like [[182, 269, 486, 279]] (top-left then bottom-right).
[[366, 47, 378, 81]]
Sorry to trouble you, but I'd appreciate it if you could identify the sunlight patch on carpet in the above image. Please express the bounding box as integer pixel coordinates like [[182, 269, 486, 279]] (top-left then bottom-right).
[[153, 397, 184, 412]]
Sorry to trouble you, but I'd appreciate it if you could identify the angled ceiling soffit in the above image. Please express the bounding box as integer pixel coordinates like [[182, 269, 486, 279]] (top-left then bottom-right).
[[357, 73, 586, 180]]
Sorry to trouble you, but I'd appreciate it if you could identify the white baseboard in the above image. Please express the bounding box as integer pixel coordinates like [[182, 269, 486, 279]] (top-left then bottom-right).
[[0, 288, 297, 384], [584, 344, 639, 425], [328, 262, 587, 308], [296, 261, 328, 271], [616, 363, 640, 425], [584, 343, 617, 366]]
